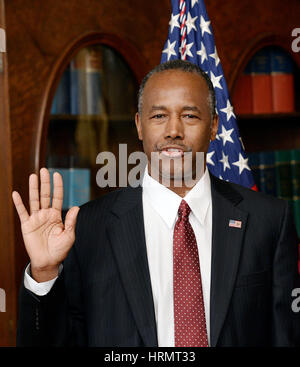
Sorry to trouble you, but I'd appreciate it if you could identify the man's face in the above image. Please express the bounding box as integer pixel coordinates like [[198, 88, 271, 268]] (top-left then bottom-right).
[[135, 69, 218, 184]]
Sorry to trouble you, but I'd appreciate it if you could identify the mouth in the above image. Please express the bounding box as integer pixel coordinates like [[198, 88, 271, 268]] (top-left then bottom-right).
[[159, 146, 186, 158]]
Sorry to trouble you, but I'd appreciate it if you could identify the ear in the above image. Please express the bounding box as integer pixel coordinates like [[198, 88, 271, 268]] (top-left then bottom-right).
[[135, 112, 143, 141], [210, 114, 219, 141]]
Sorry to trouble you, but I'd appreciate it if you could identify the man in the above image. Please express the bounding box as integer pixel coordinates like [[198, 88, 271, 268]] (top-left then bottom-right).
[[13, 60, 300, 347]]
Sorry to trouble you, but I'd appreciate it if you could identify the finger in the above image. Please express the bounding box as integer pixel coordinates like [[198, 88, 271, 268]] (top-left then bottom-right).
[[40, 168, 51, 209], [29, 173, 40, 214], [12, 191, 29, 224], [52, 172, 63, 211], [64, 206, 80, 232]]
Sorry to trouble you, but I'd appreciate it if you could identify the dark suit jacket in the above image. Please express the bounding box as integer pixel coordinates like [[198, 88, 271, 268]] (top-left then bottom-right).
[[17, 173, 300, 346]]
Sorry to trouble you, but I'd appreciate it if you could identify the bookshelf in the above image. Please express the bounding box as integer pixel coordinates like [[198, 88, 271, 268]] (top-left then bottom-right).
[[238, 112, 300, 152], [46, 44, 140, 211], [233, 45, 300, 239], [233, 44, 300, 152]]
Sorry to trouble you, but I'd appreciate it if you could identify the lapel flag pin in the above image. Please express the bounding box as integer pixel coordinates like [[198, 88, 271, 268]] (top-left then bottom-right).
[[229, 219, 242, 228]]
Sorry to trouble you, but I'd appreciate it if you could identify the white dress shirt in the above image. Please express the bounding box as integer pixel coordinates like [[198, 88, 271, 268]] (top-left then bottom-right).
[[24, 166, 212, 347], [142, 167, 212, 346]]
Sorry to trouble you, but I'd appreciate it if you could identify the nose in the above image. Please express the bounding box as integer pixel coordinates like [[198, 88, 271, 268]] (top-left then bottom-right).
[[164, 113, 184, 140]]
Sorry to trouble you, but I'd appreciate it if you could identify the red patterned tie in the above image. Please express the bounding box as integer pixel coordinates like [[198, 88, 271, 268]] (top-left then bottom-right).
[[173, 199, 208, 347]]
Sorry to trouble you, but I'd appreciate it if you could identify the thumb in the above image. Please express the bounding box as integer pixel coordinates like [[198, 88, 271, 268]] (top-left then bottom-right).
[[64, 206, 80, 232]]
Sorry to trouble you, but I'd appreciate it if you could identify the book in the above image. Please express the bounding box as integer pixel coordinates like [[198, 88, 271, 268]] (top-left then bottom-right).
[[247, 152, 260, 190], [101, 46, 137, 120], [232, 62, 253, 115], [84, 47, 105, 115], [270, 47, 295, 113], [70, 58, 80, 115], [274, 150, 293, 204], [47, 167, 90, 209], [250, 48, 273, 114], [51, 67, 71, 115], [47, 155, 90, 210], [258, 151, 277, 196], [290, 149, 300, 238], [56, 66, 71, 114], [70, 47, 105, 116], [69, 168, 91, 207], [249, 149, 300, 238]]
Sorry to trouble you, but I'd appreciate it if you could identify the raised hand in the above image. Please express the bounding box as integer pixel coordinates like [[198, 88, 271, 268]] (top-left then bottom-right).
[[12, 168, 80, 282]]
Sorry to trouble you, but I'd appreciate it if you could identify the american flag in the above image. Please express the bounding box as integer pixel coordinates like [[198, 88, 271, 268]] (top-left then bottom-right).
[[161, 0, 257, 190], [229, 219, 242, 229]]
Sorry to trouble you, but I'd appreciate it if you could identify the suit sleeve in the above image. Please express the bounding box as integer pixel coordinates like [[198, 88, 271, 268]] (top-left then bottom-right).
[[16, 209, 87, 347], [272, 201, 300, 346]]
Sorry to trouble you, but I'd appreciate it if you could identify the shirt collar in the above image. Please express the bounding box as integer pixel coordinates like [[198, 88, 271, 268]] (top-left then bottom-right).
[[142, 165, 211, 229]]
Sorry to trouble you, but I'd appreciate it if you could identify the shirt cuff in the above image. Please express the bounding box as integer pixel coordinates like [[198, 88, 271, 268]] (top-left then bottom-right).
[[24, 263, 63, 296]]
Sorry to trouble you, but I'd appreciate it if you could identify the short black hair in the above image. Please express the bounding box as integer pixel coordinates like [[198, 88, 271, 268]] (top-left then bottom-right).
[[137, 59, 216, 118]]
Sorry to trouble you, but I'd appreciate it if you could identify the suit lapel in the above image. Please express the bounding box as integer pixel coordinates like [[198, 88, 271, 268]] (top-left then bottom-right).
[[106, 186, 158, 347], [209, 174, 248, 347]]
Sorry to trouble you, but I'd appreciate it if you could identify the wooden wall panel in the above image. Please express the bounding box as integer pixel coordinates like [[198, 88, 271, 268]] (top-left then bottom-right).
[[2, 0, 300, 345], [0, 0, 16, 346], [6, 0, 172, 322]]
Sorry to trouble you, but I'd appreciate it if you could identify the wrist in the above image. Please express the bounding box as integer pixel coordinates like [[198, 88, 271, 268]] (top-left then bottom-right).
[[30, 264, 60, 283]]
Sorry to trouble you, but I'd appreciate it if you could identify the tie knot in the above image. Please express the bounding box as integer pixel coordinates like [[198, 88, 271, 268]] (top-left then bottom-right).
[[178, 199, 191, 220]]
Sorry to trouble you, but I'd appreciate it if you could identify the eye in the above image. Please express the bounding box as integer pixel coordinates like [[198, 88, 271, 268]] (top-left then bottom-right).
[[151, 114, 166, 119], [182, 114, 199, 119]]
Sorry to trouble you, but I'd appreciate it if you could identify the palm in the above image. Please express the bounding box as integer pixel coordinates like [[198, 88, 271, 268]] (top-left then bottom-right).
[[22, 208, 71, 269], [12, 168, 80, 271]]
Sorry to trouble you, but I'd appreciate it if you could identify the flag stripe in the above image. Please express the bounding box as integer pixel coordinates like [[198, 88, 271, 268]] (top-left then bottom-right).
[[161, 0, 256, 189]]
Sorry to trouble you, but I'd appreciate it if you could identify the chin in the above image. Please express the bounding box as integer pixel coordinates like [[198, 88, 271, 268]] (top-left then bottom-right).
[[160, 168, 194, 186]]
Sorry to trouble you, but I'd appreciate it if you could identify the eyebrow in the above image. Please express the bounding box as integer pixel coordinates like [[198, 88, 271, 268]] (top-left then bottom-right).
[[149, 105, 168, 112], [182, 106, 201, 113], [149, 105, 201, 112]]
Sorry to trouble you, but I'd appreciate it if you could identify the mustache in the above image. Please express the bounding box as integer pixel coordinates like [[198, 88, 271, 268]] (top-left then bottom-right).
[[155, 142, 193, 152]]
